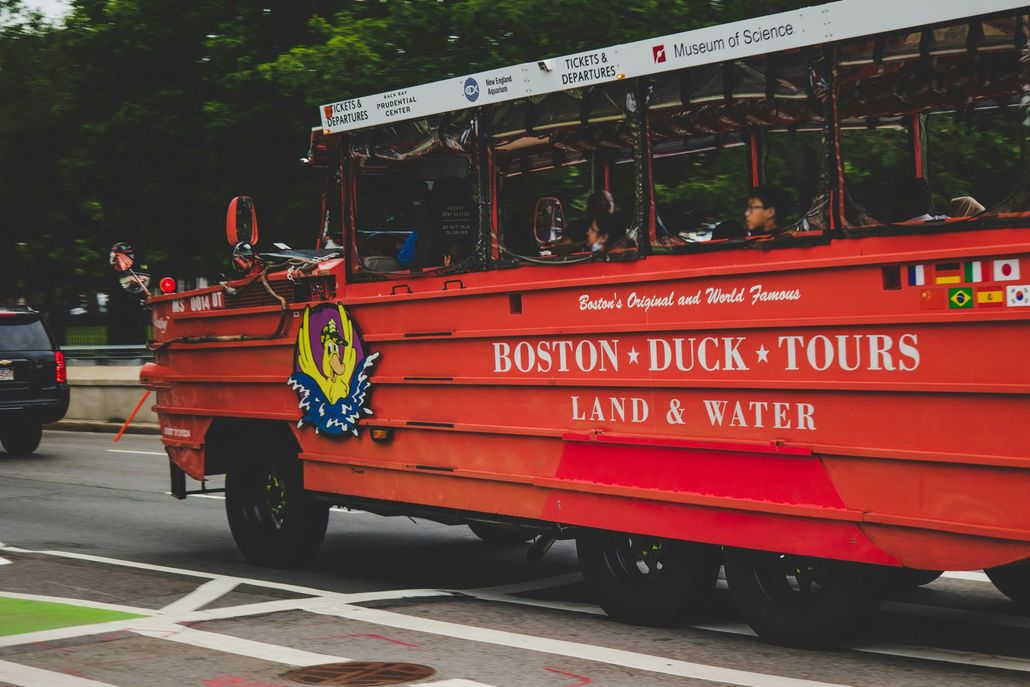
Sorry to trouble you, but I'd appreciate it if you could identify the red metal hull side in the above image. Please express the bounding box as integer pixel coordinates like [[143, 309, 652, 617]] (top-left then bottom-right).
[[145, 227, 1030, 569]]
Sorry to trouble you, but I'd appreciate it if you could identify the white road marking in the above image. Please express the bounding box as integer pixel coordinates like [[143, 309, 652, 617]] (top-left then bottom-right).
[[517, 594, 1030, 675], [158, 578, 238, 615], [106, 449, 166, 456], [941, 571, 991, 583], [0, 618, 149, 648], [308, 604, 855, 687], [161, 491, 364, 514], [2, 543, 1027, 677], [0, 591, 151, 615], [0, 659, 120, 687], [469, 572, 584, 596], [132, 622, 346, 666], [0, 557, 10, 566], [462, 590, 604, 616], [0, 545, 452, 611], [882, 600, 1030, 630], [847, 640, 1030, 673]]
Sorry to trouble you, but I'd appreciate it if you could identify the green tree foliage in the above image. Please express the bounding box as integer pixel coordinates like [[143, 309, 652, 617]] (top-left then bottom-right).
[[0, 0, 1021, 324]]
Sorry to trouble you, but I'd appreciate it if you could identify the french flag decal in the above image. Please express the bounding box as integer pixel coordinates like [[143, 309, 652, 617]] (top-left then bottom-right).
[[907, 264, 925, 286]]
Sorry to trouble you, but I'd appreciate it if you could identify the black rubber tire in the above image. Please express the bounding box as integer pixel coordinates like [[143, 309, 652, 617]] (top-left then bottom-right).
[[468, 522, 534, 544], [724, 548, 883, 649], [986, 559, 1030, 606], [225, 453, 329, 569], [577, 529, 720, 626], [0, 422, 42, 456], [883, 567, 943, 591]]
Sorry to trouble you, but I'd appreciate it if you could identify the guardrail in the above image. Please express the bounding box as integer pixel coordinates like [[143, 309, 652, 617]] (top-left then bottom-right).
[[62, 345, 153, 365]]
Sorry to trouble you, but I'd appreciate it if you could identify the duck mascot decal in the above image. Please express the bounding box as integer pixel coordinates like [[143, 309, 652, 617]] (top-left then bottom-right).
[[288, 303, 379, 436]]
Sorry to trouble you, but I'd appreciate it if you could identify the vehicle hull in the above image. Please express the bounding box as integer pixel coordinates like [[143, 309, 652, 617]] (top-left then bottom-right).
[[145, 227, 1030, 570]]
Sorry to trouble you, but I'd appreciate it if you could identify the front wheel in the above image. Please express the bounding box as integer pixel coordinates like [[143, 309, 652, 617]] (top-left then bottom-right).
[[577, 529, 720, 626], [0, 422, 42, 456], [225, 454, 329, 568], [724, 548, 883, 649], [986, 559, 1030, 606]]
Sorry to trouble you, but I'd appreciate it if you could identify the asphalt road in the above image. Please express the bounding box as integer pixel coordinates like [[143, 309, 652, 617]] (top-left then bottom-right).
[[1, 430, 1030, 687]]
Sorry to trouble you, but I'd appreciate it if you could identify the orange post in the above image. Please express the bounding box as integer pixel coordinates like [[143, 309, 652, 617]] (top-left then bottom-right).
[[114, 389, 152, 443]]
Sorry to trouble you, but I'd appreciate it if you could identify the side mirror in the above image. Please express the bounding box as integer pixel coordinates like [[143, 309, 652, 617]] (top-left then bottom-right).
[[226, 196, 259, 247], [533, 196, 566, 247]]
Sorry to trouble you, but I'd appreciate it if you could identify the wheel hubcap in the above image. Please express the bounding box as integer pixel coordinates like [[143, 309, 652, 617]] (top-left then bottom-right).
[[754, 553, 829, 607], [605, 534, 667, 587], [265, 471, 287, 529]]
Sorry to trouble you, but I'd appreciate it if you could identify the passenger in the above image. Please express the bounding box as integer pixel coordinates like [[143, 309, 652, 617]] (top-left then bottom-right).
[[586, 214, 623, 253], [397, 230, 417, 267], [898, 178, 948, 222], [442, 242, 466, 267], [744, 186, 788, 237], [949, 196, 985, 217], [566, 189, 615, 243]]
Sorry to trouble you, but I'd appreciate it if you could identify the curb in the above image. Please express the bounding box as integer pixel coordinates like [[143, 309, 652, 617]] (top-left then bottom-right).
[[46, 420, 162, 436]]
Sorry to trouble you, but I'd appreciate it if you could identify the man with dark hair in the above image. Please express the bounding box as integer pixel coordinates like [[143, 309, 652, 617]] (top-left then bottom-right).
[[586, 213, 623, 253], [744, 186, 788, 237]]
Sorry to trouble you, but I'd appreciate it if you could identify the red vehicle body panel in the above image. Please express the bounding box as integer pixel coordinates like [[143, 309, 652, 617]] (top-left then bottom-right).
[[144, 225, 1030, 571]]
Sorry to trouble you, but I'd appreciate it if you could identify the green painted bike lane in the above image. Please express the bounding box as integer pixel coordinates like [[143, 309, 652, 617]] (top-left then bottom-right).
[[0, 597, 145, 637]]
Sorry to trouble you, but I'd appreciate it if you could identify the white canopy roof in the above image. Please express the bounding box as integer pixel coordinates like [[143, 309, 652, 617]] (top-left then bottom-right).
[[319, 0, 1026, 134]]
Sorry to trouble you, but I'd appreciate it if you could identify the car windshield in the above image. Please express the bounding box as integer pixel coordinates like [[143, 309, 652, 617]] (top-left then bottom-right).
[[0, 318, 52, 351]]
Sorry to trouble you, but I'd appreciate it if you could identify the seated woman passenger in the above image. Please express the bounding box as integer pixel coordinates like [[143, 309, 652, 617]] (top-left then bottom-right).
[[564, 190, 615, 243], [949, 196, 985, 217], [897, 178, 948, 222], [744, 186, 789, 237]]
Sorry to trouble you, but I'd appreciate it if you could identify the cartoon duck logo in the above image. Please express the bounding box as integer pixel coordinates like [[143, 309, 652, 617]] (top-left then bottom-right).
[[288, 304, 379, 436]]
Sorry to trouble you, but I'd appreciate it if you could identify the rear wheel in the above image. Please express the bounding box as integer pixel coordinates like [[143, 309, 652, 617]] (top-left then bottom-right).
[[468, 522, 534, 544], [724, 548, 883, 649], [225, 453, 329, 568], [577, 529, 720, 626], [0, 422, 42, 456], [986, 559, 1030, 606]]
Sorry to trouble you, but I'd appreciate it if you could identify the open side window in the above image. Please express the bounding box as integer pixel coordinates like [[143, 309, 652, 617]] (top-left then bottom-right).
[[344, 114, 484, 279], [647, 46, 833, 252], [489, 82, 642, 264], [837, 11, 1029, 232]]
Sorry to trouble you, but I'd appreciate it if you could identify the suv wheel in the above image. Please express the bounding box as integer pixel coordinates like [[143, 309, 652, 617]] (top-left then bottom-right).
[[1, 422, 43, 456]]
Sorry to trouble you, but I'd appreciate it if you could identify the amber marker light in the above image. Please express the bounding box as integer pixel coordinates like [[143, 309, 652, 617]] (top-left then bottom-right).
[[370, 428, 393, 443]]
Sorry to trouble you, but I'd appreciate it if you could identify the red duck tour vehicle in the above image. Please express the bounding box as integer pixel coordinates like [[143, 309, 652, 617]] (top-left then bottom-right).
[[127, 0, 1030, 648]]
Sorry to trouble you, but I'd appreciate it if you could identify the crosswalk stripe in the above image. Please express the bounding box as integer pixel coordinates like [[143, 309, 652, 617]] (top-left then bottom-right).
[[308, 603, 855, 687], [0, 659, 119, 687]]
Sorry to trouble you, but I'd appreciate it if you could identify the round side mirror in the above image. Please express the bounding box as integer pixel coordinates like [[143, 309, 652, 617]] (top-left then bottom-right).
[[226, 196, 259, 247], [534, 196, 566, 246], [109, 242, 135, 272]]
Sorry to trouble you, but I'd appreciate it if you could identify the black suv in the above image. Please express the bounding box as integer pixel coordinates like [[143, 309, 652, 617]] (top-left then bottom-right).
[[0, 306, 69, 455]]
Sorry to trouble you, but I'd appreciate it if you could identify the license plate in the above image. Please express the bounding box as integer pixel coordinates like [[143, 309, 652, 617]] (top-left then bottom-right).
[[0, 368, 13, 381]]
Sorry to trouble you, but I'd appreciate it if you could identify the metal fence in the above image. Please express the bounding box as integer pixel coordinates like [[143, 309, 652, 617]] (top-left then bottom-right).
[[62, 345, 153, 365]]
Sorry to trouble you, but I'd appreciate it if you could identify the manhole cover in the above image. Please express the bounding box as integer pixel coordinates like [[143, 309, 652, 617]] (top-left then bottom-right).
[[282, 662, 436, 686]]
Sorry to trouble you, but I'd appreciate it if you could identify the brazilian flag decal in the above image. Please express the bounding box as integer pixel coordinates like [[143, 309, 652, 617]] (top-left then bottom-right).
[[948, 287, 973, 309]]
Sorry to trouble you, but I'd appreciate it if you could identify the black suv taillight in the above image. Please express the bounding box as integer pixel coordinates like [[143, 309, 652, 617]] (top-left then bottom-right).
[[55, 350, 67, 383]]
